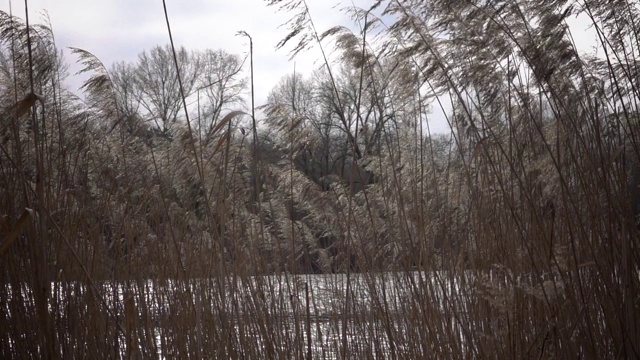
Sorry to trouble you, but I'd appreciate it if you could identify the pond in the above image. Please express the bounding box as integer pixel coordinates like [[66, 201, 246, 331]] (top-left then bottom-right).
[[2, 271, 469, 359]]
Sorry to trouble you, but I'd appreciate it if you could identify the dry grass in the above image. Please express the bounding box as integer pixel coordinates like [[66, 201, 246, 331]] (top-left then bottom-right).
[[1, 0, 640, 358]]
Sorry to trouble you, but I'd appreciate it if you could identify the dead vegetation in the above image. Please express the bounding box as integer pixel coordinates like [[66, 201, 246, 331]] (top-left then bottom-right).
[[1, 0, 639, 358]]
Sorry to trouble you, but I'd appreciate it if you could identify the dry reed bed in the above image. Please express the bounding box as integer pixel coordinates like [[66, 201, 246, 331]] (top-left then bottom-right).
[[1, 0, 640, 358]]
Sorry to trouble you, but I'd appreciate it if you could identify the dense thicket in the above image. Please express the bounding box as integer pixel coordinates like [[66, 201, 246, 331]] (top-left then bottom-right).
[[1, 0, 639, 357]]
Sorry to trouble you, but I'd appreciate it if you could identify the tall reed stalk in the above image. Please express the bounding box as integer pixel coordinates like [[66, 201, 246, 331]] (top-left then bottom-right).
[[1, 0, 639, 358]]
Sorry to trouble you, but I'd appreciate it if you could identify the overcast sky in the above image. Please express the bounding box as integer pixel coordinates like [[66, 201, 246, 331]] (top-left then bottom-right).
[[3, 1, 598, 134], [6, 0, 350, 101]]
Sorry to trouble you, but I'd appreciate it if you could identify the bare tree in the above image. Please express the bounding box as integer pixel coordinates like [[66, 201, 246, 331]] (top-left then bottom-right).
[[263, 72, 316, 136], [196, 49, 246, 141], [263, 73, 330, 176], [134, 44, 199, 133], [110, 60, 141, 119], [264, 70, 379, 190]]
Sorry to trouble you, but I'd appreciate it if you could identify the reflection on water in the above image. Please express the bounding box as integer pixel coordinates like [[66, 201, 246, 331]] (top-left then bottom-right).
[[3, 271, 468, 358]]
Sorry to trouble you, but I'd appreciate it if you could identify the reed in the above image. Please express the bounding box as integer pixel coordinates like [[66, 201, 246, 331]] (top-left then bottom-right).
[[0, 0, 638, 358]]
